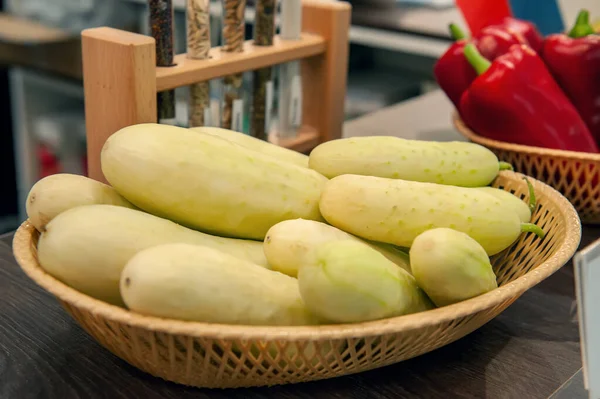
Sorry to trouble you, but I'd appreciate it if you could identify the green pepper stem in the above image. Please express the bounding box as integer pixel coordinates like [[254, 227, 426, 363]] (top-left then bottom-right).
[[449, 23, 467, 41], [521, 223, 545, 239], [523, 177, 537, 214], [464, 44, 492, 75], [499, 162, 513, 171], [568, 9, 596, 38]]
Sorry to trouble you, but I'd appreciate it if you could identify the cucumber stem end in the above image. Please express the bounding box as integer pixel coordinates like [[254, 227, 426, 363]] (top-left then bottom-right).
[[523, 177, 537, 214], [521, 223, 545, 239]]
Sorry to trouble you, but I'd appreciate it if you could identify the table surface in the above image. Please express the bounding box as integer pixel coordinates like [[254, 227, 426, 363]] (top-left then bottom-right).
[[343, 90, 461, 142], [1, 224, 598, 398], [350, 1, 462, 39]]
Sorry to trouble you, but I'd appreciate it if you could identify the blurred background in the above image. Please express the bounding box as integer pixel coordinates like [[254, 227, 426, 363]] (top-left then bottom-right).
[[0, 0, 599, 234]]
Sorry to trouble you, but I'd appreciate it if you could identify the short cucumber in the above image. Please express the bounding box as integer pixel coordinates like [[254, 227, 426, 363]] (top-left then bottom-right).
[[264, 219, 411, 277], [319, 175, 544, 255], [101, 123, 327, 240], [309, 136, 508, 187], [37, 205, 268, 306], [26, 173, 136, 232], [298, 240, 433, 323], [410, 228, 498, 307], [121, 243, 316, 326], [190, 126, 309, 168]]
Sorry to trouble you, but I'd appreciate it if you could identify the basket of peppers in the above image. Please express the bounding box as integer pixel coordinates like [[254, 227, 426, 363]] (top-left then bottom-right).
[[440, 10, 600, 224]]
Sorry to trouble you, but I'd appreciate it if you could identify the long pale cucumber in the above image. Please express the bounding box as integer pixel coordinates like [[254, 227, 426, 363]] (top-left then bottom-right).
[[101, 123, 327, 240], [309, 136, 508, 187], [319, 174, 544, 256], [121, 243, 316, 326]]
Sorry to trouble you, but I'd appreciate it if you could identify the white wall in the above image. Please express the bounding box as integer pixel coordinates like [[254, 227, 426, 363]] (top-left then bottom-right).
[[557, 0, 600, 26]]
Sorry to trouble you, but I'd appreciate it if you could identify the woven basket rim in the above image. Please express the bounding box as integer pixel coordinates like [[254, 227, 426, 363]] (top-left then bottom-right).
[[12, 171, 582, 341], [452, 112, 600, 161]]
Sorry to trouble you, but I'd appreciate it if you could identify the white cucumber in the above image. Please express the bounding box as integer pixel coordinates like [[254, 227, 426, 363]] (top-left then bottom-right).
[[309, 136, 511, 187], [121, 243, 316, 326], [298, 240, 433, 323], [410, 228, 498, 307], [264, 218, 411, 277], [319, 174, 544, 256], [101, 123, 327, 240], [26, 173, 136, 232]]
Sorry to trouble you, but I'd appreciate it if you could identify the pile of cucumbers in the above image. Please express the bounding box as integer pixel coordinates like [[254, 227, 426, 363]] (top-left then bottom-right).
[[27, 123, 544, 326]]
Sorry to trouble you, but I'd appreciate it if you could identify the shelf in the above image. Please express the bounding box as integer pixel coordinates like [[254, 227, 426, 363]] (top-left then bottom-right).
[[349, 26, 450, 58], [0, 13, 71, 44], [0, 13, 82, 80], [156, 34, 325, 91], [273, 126, 320, 154], [350, 3, 459, 40]]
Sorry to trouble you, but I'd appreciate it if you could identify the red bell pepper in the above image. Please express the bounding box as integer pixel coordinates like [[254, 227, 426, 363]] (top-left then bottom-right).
[[476, 24, 526, 61], [501, 17, 544, 53], [435, 18, 541, 109], [476, 17, 544, 60], [541, 10, 600, 146], [459, 43, 599, 153], [433, 24, 477, 108]]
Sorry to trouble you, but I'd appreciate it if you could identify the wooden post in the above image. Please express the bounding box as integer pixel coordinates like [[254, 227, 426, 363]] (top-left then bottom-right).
[[301, 0, 351, 143], [82, 27, 157, 183]]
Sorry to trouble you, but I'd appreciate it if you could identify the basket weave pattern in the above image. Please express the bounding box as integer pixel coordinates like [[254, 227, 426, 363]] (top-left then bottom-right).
[[12, 172, 581, 388], [453, 113, 600, 224]]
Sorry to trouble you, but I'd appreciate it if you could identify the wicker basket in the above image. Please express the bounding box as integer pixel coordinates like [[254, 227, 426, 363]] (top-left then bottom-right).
[[12, 171, 581, 389], [453, 112, 600, 224]]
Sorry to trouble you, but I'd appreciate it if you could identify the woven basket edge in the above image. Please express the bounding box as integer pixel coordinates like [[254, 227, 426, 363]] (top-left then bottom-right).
[[452, 112, 600, 161]]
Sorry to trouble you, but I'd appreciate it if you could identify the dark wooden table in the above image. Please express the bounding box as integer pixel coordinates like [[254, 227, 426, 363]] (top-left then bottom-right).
[[1, 228, 598, 399]]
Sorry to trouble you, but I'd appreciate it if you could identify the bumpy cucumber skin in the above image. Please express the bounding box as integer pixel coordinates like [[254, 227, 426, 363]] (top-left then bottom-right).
[[410, 228, 498, 307], [121, 243, 316, 326], [101, 124, 327, 240], [298, 240, 432, 324], [26, 173, 136, 232], [309, 136, 500, 187], [320, 175, 523, 256], [191, 126, 309, 168], [37, 205, 268, 306], [475, 187, 531, 223], [264, 218, 411, 277]]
